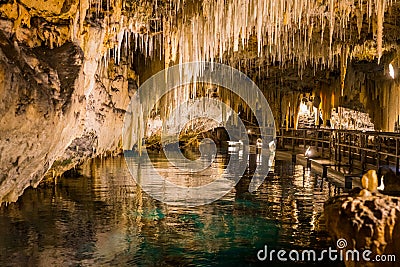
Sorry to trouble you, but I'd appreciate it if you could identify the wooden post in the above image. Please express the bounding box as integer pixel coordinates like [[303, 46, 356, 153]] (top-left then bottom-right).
[[361, 133, 366, 173], [322, 165, 328, 178], [321, 131, 324, 157], [306, 157, 311, 169], [345, 176, 353, 189], [359, 133, 362, 162], [338, 132, 342, 164], [386, 137, 390, 166], [333, 131, 337, 161], [348, 133, 352, 166], [396, 138, 399, 175], [376, 134, 380, 169], [292, 128, 295, 151]]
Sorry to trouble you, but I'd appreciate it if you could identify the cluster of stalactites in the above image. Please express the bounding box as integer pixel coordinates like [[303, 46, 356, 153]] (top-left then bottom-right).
[[101, 30, 163, 72], [163, 0, 392, 72], [124, 82, 265, 150], [71, 0, 160, 70], [94, 0, 394, 78]]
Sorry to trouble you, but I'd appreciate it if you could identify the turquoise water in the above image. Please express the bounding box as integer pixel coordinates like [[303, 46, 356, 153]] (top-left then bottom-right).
[[0, 152, 343, 266]]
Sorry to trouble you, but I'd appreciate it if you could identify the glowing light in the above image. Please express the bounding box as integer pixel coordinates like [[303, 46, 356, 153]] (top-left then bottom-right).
[[305, 146, 311, 157], [389, 63, 395, 79], [377, 175, 385, 191], [299, 102, 308, 113], [268, 140, 275, 151], [256, 138, 263, 148]]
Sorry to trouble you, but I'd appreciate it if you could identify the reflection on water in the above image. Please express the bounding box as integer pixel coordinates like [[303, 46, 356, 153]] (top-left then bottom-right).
[[0, 152, 344, 266], [124, 148, 272, 206]]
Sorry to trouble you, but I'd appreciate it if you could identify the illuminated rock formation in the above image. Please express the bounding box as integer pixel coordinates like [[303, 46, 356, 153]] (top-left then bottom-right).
[[325, 193, 400, 267]]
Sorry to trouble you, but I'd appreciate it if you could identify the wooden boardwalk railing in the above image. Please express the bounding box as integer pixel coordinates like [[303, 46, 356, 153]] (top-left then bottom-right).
[[276, 128, 400, 175]]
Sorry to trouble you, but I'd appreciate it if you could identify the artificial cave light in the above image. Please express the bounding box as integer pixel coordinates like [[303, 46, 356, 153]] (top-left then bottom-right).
[[389, 63, 395, 79], [299, 102, 309, 114]]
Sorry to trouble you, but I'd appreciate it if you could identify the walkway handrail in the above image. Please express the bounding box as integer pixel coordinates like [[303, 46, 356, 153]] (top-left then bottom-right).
[[276, 128, 400, 174]]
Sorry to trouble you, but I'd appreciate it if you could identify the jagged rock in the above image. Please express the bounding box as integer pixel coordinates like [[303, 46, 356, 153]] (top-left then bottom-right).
[[325, 193, 400, 267]]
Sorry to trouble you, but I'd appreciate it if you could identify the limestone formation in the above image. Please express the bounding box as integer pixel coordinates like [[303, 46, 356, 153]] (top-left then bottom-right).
[[362, 170, 379, 192], [325, 193, 400, 267], [0, 0, 142, 203]]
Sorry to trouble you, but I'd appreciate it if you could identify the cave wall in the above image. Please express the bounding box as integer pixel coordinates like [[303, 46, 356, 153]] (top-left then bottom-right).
[[0, 0, 146, 203]]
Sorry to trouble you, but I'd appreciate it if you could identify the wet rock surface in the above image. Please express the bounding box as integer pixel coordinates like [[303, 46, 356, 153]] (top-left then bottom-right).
[[0, 0, 141, 203], [0, 32, 85, 203]]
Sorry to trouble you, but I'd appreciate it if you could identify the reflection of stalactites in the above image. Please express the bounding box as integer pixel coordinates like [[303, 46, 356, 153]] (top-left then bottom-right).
[[135, 163, 143, 230]]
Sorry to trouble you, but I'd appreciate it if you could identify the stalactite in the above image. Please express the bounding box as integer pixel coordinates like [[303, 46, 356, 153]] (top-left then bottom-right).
[[376, 0, 385, 63], [158, 0, 396, 74], [340, 45, 350, 97], [74, 0, 400, 141], [329, 0, 335, 59], [79, 0, 89, 34]]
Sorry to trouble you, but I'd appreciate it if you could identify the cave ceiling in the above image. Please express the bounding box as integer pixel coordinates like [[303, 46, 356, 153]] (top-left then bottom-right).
[[1, 0, 400, 93]]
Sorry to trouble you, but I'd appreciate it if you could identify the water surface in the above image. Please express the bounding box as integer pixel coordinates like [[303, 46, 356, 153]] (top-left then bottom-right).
[[0, 152, 344, 266]]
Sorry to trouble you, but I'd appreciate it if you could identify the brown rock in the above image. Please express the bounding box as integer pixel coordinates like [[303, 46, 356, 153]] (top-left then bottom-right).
[[325, 194, 400, 267]]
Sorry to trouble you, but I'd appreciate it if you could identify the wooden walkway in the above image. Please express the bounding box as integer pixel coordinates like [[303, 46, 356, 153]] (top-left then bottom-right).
[[277, 128, 400, 175]]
